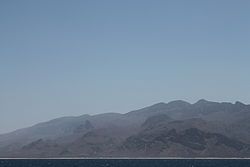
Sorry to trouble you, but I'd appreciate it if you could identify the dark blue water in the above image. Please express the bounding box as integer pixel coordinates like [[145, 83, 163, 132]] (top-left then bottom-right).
[[0, 159, 249, 167]]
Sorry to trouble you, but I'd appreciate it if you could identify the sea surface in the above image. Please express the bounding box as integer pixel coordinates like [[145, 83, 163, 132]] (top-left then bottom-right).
[[0, 159, 249, 167]]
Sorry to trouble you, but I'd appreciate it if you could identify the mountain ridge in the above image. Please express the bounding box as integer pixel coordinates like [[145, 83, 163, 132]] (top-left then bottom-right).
[[1, 99, 250, 158]]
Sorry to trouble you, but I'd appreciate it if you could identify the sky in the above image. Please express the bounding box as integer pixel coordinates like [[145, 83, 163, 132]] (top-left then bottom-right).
[[0, 0, 249, 134]]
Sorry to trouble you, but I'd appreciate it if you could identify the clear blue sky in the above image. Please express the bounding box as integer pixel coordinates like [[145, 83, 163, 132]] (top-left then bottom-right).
[[0, 0, 249, 133]]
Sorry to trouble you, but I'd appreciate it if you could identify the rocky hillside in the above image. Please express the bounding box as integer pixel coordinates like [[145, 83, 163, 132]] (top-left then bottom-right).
[[0, 99, 250, 158]]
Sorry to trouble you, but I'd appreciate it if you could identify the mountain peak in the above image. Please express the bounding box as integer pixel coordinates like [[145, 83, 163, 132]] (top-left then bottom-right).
[[235, 101, 246, 110], [167, 100, 191, 108], [149, 100, 191, 110], [147, 102, 168, 110], [235, 101, 245, 106], [196, 99, 209, 103], [194, 99, 216, 106]]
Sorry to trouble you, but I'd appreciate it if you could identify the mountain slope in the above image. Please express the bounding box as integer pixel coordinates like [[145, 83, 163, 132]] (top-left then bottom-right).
[[0, 99, 250, 157]]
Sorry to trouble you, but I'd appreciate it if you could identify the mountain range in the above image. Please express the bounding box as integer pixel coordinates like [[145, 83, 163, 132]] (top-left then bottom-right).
[[1, 99, 250, 158]]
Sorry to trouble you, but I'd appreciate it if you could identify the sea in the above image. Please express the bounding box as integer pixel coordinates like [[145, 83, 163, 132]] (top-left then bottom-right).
[[0, 159, 249, 167]]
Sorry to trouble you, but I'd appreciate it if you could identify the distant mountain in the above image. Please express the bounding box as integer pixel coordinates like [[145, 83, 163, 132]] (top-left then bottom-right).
[[0, 99, 250, 158]]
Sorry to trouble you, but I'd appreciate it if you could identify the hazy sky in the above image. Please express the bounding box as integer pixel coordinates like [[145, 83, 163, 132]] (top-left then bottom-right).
[[0, 0, 250, 134]]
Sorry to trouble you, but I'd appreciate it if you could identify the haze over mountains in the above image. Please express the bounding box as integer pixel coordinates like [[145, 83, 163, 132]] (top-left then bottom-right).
[[1, 99, 250, 158]]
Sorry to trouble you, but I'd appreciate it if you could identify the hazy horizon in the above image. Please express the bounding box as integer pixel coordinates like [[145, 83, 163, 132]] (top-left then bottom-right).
[[1, 0, 250, 134]]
